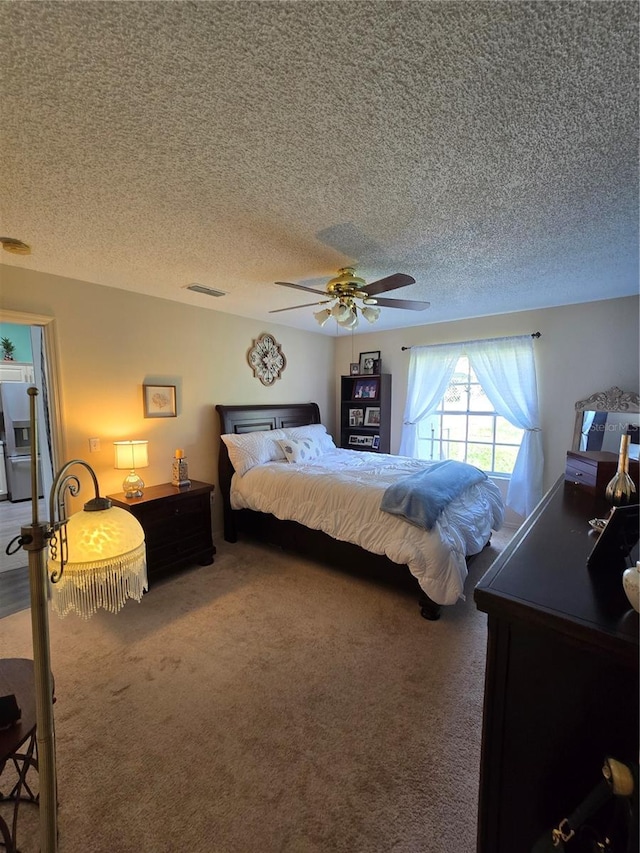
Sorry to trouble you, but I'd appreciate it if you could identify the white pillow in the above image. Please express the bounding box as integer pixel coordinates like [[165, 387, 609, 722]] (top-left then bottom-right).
[[284, 423, 336, 451], [277, 435, 324, 464], [221, 429, 287, 477]]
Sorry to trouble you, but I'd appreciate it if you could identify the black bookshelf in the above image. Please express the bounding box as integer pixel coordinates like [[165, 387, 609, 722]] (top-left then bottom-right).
[[340, 373, 391, 453]]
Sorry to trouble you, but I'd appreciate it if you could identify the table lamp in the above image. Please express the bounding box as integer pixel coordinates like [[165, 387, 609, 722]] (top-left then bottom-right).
[[113, 439, 149, 498]]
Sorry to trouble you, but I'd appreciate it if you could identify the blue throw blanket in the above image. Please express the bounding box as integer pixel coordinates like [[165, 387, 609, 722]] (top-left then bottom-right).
[[380, 460, 487, 530]]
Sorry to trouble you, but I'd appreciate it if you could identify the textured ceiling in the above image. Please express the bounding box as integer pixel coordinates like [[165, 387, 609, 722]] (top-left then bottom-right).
[[1, 1, 638, 335]]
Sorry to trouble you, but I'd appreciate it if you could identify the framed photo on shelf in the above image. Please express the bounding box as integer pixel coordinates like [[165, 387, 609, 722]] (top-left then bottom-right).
[[348, 434, 374, 447], [350, 362, 360, 375], [349, 408, 364, 427], [586, 504, 640, 571], [372, 435, 380, 451], [364, 407, 381, 427], [359, 350, 380, 375], [143, 384, 177, 418], [352, 378, 379, 400]]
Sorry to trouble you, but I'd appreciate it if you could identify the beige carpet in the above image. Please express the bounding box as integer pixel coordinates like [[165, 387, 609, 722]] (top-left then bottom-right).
[[0, 529, 513, 853]]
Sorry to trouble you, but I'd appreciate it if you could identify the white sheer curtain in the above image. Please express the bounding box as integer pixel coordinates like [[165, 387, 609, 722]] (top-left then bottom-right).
[[399, 334, 543, 517], [579, 410, 596, 451], [465, 336, 543, 517], [398, 343, 459, 457]]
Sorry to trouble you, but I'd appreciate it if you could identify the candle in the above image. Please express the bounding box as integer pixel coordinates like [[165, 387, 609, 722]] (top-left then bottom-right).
[[175, 449, 184, 459]]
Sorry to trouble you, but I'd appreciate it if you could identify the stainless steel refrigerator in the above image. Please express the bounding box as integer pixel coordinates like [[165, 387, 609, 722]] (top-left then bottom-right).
[[0, 381, 42, 502]]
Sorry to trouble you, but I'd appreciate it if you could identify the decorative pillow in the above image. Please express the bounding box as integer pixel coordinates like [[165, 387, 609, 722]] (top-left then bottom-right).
[[277, 435, 324, 464], [284, 423, 336, 451], [221, 429, 287, 477]]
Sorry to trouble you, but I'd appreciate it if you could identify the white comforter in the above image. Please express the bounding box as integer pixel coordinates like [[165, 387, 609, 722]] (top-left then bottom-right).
[[230, 449, 504, 605]]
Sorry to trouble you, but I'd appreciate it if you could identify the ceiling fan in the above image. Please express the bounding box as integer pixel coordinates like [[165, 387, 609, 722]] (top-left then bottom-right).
[[270, 267, 430, 329]]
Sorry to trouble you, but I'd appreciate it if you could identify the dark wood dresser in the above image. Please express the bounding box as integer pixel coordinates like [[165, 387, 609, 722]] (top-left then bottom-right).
[[107, 480, 215, 584], [474, 477, 639, 853]]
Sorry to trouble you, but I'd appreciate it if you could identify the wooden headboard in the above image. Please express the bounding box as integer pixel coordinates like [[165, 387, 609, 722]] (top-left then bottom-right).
[[215, 403, 321, 541]]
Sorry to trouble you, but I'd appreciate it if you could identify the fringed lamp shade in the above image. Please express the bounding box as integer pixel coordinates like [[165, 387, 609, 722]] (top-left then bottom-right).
[[48, 505, 147, 619]]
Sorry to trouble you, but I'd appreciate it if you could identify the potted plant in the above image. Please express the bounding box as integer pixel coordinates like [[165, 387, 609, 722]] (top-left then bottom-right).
[[1, 337, 16, 361]]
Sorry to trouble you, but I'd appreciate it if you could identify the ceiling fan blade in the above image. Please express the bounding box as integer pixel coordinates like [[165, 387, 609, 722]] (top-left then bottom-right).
[[275, 280, 326, 296], [363, 273, 416, 296], [373, 297, 430, 311], [269, 300, 329, 314]]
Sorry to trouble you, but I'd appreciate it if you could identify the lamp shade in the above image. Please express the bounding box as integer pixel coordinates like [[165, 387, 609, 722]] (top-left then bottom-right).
[[114, 440, 149, 470], [362, 305, 381, 323], [314, 308, 331, 327], [337, 308, 358, 329], [48, 505, 147, 619], [331, 302, 352, 322]]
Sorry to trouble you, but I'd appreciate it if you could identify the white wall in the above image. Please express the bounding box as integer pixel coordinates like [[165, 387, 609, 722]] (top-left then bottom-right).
[[1, 266, 335, 536], [334, 296, 640, 514], [3, 262, 637, 535]]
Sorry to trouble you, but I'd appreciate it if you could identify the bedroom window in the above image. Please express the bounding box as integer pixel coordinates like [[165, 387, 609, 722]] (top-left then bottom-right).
[[416, 357, 524, 476]]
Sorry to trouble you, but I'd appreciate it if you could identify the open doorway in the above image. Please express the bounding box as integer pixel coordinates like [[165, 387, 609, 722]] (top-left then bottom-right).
[[0, 310, 63, 614]]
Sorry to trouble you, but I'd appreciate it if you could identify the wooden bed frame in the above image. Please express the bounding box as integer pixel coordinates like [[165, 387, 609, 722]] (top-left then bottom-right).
[[215, 402, 443, 620]]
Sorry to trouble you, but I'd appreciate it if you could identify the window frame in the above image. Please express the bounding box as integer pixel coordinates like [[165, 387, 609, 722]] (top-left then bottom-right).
[[416, 356, 523, 477]]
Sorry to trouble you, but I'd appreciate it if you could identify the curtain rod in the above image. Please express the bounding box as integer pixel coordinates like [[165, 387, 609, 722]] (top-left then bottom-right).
[[401, 332, 541, 351]]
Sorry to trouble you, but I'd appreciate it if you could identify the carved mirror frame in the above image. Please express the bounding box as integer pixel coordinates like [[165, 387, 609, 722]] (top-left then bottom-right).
[[573, 386, 640, 451]]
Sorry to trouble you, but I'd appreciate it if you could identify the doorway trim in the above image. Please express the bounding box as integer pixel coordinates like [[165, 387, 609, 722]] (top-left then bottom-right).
[[0, 309, 65, 472]]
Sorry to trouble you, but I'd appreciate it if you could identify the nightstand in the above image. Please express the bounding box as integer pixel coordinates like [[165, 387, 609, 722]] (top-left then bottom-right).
[[107, 480, 215, 584]]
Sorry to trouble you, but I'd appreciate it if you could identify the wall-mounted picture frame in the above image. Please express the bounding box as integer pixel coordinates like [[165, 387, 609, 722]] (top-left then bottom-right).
[[349, 408, 364, 427], [348, 434, 374, 447], [359, 350, 380, 375], [372, 435, 380, 451], [143, 384, 177, 418], [352, 378, 379, 400], [350, 362, 360, 376], [364, 407, 381, 427]]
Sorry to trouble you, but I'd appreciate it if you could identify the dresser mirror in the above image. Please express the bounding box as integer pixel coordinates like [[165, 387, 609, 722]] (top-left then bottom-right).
[[573, 387, 640, 459]]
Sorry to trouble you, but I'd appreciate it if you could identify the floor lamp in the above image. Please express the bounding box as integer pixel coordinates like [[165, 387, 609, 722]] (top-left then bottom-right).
[[9, 387, 148, 853]]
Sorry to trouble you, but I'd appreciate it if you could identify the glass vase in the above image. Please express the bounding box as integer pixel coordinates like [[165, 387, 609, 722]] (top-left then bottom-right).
[[605, 434, 637, 507]]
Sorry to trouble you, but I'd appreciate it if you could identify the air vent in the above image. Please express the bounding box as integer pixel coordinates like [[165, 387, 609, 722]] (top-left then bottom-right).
[[185, 283, 227, 298]]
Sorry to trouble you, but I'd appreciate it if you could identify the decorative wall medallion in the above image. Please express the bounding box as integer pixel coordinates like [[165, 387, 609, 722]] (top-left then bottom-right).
[[247, 333, 287, 386]]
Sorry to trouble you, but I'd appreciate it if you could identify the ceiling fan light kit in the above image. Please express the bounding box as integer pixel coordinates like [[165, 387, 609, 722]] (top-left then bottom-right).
[[272, 266, 429, 329]]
